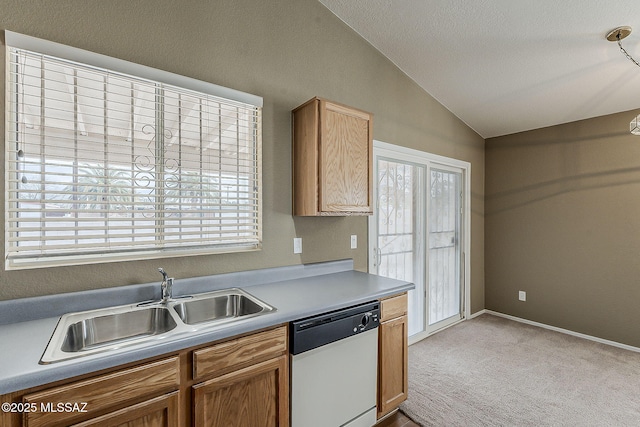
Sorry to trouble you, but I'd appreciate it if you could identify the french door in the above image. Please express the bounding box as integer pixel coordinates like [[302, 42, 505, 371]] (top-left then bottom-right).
[[369, 141, 470, 342]]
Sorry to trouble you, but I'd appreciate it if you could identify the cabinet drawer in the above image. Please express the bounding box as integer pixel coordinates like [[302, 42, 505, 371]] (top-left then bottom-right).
[[193, 326, 287, 381], [23, 356, 180, 427], [380, 293, 407, 321]]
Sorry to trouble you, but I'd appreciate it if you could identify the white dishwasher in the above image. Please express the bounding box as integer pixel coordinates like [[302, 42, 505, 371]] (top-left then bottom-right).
[[290, 301, 380, 427]]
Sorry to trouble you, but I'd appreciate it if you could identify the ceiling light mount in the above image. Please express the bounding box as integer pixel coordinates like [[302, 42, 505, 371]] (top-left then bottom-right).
[[607, 26, 640, 136], [606, 26, 632, 42], [606, 26, 640, 68]]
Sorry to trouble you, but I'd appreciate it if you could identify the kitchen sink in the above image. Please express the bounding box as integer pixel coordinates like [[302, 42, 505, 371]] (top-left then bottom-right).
[[60, 307, 177, 352], [173, 289, 274, 325], [40, 288, 275, 364]]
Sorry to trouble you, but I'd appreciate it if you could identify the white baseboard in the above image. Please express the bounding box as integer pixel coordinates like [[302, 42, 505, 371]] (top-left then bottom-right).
[[469, 309, 487, 319], [482, 309, 640, 354]]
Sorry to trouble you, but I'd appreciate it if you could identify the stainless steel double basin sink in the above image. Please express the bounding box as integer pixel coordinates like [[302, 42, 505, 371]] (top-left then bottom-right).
[[40, 288, 275, 364]]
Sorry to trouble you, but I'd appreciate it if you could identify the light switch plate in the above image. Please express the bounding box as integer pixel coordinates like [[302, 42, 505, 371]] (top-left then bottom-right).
[[519, 291, 526, 301], [350, 235, 357, 249], [293, 237, 302, 254]]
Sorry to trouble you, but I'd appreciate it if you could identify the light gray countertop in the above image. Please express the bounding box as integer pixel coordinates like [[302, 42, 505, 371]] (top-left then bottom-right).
[[0, 260, 413, 395]]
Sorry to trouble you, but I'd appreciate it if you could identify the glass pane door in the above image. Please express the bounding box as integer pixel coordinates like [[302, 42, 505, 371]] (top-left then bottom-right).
[[371, 141, 469, 343], [375, 159, 426, 337], [428, 167, 462, 330]]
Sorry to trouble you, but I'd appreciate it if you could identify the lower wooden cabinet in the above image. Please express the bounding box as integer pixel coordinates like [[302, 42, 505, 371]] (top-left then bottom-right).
[[0, 325, 289, 427], [191, 325, 289, 427], [378, 293, 409, 418], [193, 355, 288, 427]]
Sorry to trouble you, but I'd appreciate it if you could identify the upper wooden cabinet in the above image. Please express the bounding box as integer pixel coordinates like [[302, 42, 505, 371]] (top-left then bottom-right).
[[292, 97, 373, 216]]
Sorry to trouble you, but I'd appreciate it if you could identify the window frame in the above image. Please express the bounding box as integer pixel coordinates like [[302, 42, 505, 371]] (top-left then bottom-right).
[[4, 31, 263, 270]]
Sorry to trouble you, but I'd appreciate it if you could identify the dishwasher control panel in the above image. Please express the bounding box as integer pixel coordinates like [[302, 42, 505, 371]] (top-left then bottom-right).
[[289, 301, 380, 355], [355, 310, 378, 332]]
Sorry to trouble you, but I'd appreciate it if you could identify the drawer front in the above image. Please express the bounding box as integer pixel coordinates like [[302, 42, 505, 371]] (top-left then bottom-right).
[[193, 326, 287, 381], [380, 293, 407, 322], [23, 356, 180, 427]]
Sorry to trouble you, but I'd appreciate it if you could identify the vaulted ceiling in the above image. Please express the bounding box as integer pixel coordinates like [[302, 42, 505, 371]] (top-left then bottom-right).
[[319, 0, 640, 138]]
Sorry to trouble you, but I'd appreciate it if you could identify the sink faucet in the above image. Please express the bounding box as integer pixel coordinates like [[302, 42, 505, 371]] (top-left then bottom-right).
[[158, 268, 174, 304]]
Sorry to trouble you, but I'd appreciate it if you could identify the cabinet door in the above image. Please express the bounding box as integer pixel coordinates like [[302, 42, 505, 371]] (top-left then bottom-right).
[[320, 101, 372, 214], [70, 392, 179, 427], [378, 315, 408, 417], [193, 355, 289, 427]]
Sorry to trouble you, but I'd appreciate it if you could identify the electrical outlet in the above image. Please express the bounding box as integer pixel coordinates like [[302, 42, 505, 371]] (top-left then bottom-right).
[[519, 291, 526, 302], [350, 235, 357, 249], [293, 238, 302, 254]]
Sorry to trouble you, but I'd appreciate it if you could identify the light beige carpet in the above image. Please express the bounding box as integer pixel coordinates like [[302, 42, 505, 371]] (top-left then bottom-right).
[[400, 314, 640, 426]]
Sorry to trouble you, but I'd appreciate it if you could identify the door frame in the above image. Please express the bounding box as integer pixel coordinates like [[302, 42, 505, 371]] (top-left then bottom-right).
[[368, 140, 471, 344]]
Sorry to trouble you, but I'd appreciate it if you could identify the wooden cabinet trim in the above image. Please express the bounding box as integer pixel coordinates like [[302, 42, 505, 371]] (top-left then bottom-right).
[[323, 99, 371, 121], [0, 391, 21, 427], [380, 293, 408, 321], [192, 325, 287, 382], [292, 99, 319, 216], [22, 356, 179, 427]]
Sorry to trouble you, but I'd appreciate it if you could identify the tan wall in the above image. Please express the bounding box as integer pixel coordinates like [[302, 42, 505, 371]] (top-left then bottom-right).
[[486, 110, 640, 347], [0, 0, 484, 310]]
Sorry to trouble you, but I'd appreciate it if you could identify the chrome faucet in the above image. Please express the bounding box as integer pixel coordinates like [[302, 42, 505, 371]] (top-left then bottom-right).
[[158, 267, 174, 304]]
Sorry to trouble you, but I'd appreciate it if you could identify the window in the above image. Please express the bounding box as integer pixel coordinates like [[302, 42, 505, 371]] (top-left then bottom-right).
[[5, 32, 262, 269]]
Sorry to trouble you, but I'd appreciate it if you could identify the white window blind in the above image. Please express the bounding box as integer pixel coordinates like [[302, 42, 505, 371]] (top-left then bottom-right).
[[5, 32, 262, 269]]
